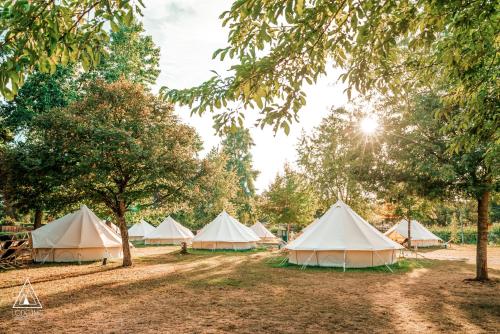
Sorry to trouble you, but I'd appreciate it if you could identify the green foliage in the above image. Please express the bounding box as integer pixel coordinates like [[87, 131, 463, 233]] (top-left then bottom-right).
[[0, 65, 80, 220], [0, 65, 78, 135], [260, 165, 317, 230], [31, 79, 202, 219], [221, 127, 259, 224], [429, 224, 500, 245], [173, 148, 240, 230], [371, 93, 496, 203], [161, 0, 498, 167], [297, 107, 376, 215], [0, 0, 142, 99], [84, 21, 161, 86]]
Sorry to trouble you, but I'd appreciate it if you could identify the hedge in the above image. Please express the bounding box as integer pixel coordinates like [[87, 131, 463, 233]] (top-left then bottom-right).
[[429, 224, 500, 245]]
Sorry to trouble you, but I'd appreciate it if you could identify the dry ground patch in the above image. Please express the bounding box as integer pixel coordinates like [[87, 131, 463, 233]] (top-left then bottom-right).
[[0, 245, 499, 333]]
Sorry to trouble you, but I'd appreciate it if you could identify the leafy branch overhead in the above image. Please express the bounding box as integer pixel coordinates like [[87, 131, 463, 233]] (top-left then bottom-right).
[[0, 0, 143, 99], [161, 0, 498, 162]]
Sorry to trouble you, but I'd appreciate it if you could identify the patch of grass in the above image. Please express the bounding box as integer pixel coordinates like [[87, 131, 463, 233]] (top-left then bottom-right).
[[131, 241, 181, 248], [187, 247, 268, 256], [189, 277, 243, 288], [266, 256, 434, 274]]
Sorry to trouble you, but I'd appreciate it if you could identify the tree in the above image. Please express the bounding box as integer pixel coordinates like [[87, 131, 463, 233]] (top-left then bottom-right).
[[0, 139, 80, 229], [371, 93, 497, 278], [297, 107, 376, 216], [163, 3, 497, 277], [0, 65, 79, 227], [260, 165, 317, 240], [32, 79, 202, 266], [163, 1, 498, 165], [85, 21, 161, 86], [0, 65, 78, 134], [221, 127, 259, 224], [174, 148, 240, 230], [0, 18, 161, 227], [0, 0, 140, 99]]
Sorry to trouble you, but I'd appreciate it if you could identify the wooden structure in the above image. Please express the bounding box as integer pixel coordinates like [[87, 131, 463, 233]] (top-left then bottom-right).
[[0, 233, 32, 270]]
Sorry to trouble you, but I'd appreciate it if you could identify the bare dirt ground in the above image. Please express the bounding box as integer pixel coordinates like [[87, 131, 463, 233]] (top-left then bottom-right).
[[0, 245, 499, 334]]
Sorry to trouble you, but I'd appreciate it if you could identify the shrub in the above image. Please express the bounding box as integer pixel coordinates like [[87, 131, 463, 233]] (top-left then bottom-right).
[[429, 224, 500, 245]]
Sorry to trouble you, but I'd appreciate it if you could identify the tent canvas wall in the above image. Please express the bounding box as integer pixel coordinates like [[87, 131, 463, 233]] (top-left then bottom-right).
[[285, 200, 403, 268], [144, 216, 194, 245], [385, 219, 442, 247], [31, 205, 123, 262], [128, 219, 156, 241], [250, 222, 280, 243], [192, 211, 260, 250]]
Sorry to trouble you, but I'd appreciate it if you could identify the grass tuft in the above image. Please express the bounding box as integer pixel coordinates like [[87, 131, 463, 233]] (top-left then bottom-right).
[[266, 256, 434, 273]]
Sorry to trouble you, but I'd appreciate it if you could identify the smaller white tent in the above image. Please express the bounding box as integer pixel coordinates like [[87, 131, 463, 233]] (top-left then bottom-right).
[[250, 222, 280, 243], [192, 211, 260, 250], [31, 205, 123, 262], [128, 219, 156, 241], [144, 216, 194, 245], [385, 220, 443, 247]]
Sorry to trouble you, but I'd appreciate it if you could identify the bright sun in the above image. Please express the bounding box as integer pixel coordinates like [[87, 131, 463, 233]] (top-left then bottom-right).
[[360, 116, 379, 135]]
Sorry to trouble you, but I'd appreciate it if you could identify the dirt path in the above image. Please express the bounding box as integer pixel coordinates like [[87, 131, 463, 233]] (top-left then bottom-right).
[[0, 246, 498, 333], [413, 245, 500, 270]]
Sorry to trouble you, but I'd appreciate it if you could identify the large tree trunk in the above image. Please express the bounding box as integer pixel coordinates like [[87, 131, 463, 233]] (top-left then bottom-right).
[[476, 191, 490, 281], [33, 209, 43, 229], [116, 200, 132, 267]]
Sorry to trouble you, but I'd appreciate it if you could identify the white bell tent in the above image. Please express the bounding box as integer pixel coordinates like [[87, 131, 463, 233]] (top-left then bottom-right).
[[250, 221, 280, 243], [128, 219, 156, 241], [31, 205, 123, 262], [285, 200, 403, 268], [144, 216, 194, 245], [385, 219, 442, 247], [192, 211, 260, 250]]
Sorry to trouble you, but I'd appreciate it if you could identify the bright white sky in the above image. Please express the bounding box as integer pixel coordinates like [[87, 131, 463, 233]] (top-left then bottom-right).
[[141, 0, 349, 192]]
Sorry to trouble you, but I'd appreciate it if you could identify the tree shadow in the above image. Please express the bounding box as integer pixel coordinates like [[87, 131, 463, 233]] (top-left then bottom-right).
[[0, 251, 402, 333]]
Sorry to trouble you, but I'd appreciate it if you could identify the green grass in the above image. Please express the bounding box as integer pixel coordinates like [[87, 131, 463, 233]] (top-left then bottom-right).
[[131, 240, 180, 248], [266, 256, 434, 273], [187, 247, 268, 255]]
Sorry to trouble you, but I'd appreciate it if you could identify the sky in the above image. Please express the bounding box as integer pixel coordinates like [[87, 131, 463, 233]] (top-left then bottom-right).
[[141, 0, 349, 192]]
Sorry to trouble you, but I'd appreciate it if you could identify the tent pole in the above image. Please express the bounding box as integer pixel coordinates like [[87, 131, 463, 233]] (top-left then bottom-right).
[[375, 251, 393, 273], [315, 251, 319, 266], [343, 250, 346, 272]]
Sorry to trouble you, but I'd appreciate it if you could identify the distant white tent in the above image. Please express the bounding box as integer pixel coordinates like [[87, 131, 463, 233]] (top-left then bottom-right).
[[250, 221, 280, 243], [286, 200, 403, 268], [31, 205, 123, 262], [144, 216, 194, 245], [128, 219, 156, 241], [385, 219, 442, 247], [192, 211, 260, 250]]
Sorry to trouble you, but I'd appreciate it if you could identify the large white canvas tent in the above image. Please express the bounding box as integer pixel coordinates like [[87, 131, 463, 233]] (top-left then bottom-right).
[[144, 216, 194, 245], [128, 219, 156, 241], [192, 211, 260, 250], [250, 221, 280, 243], [31, 205, 123, 262], [285, 200, 403, 268], [385, 219, 443, 247]]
